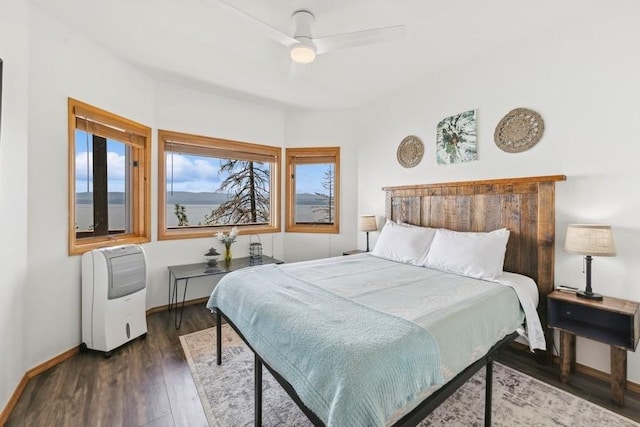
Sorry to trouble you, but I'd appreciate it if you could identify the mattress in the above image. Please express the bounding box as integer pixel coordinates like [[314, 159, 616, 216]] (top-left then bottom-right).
[[207, 253, 542, 425], [278, 253, 538, 381]]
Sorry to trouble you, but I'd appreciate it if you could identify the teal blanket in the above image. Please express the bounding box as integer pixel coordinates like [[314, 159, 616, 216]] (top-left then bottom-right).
[[207, 264, 443, 427]]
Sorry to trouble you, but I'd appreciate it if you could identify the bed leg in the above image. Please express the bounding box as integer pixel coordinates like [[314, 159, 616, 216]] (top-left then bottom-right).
[[255, 353, 263, 427], [216, 310, 222, 365], [485, 358, 493, 427]]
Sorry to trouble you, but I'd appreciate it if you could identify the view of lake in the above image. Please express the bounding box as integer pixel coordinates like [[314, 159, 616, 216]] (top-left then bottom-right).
[[166, 204, 330, 226], [75, 203, 332, 230]]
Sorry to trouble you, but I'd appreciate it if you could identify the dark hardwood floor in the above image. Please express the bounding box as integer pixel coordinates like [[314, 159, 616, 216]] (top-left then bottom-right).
[[6, 304, 216, 427], [6, 304, 640, 426], [496, 345, 640, 423]]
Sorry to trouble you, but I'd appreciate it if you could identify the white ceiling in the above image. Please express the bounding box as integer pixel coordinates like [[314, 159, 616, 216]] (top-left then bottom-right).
[[31, 0, 608, 110]]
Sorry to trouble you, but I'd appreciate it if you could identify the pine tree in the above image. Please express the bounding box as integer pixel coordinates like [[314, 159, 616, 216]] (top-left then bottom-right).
[[312, 166, 335, 223], [204, 160, 270, 225], [174, 204, 189, 227]]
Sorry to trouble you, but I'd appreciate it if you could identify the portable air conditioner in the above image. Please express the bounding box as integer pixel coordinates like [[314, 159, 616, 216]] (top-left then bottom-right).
[[81, 244, 147, 356]]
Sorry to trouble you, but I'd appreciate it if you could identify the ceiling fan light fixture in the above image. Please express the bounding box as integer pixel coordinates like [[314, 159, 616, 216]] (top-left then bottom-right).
[[290, 38, 316, 64]]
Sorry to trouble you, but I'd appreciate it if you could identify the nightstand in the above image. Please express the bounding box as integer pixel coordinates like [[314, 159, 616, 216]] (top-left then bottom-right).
[[342, 249, 365, 256], [548, 290, 640, 406]]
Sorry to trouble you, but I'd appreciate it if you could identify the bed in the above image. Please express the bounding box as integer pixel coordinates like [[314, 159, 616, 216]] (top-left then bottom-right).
[[207, 175, 566, 426]]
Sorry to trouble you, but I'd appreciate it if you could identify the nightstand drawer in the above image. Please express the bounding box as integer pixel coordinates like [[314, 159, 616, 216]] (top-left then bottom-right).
[[549, 299, 635, 349]]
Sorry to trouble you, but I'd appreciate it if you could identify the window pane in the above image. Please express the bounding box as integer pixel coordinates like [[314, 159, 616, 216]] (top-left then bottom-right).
[[75, 130, 93, 234], [106, 139, 129, 235], [74, 129, 132, 238], [165, 151, 271, 228], [285, 146, 339, 234], [158, 129, 281, 240], [294, 163, 335, 224], [69, 98, 151, 255]]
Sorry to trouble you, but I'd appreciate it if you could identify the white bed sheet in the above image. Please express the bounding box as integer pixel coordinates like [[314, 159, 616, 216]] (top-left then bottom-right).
[[280, 253, 545, 364], [211, 253, 545, 425]]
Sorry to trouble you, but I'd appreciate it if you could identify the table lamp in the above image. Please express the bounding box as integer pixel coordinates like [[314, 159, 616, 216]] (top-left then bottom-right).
[[359, 215, 377, 252], [564, 224, 616, 301]]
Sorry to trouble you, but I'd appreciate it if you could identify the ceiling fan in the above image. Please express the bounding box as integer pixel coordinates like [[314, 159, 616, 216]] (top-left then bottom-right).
[[215, 1, 405, 64]]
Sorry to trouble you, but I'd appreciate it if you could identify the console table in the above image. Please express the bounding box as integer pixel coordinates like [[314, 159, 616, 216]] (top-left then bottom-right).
[[168, 256, 283, 328]]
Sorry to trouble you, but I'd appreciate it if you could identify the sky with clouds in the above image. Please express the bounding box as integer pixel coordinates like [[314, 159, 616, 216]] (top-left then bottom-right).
[[75, 131, 330, 195], [75, 132, 128, 192]]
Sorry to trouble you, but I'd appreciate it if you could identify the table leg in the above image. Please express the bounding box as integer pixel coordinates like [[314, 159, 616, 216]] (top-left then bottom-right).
[[174, 278, 189, 329], [172, 276, 179, 313], [559, 331, 575, 383], [611, 346, 627, 406], [167, 272, 173, 312]]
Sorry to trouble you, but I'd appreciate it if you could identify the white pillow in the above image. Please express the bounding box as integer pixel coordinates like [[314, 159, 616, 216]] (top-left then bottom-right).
[[423, 228, 510, 279], [371, 220, 436, 265]]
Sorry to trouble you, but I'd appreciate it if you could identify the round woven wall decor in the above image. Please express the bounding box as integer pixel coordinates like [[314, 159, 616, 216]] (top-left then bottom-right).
[[397, 135, 424, 168], [494, 108, 545, 153]]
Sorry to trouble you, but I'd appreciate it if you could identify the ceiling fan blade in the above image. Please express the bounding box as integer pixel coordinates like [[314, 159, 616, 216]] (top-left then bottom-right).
[[314, 25, 405, 55], [215, 0, 297, 47]]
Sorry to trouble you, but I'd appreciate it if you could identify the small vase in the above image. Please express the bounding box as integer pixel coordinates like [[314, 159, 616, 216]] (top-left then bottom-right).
[[224, 245, 232, 266]]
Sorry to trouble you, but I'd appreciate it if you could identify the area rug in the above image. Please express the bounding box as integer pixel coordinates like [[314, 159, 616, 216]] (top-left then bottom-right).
[[180, 326, 639, 427]]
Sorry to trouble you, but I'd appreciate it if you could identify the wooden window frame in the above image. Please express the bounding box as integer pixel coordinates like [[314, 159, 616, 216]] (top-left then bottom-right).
[[68, 98, 151, 255], [158, 130, 281, 240], [285, 147, 340, 234]]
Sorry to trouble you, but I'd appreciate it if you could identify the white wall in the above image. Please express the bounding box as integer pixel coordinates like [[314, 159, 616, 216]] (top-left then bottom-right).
[[15, 4, 359, 391], [22, 4, 293, 377], [283, 111, 359, 261], [356, 2, 640, 382], [0, 0, 29, 413], [150, 82, 287, 304], [25, 6, 156, 370]]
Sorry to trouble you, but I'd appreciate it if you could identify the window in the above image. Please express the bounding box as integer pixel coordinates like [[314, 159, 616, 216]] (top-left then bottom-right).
[[285, 147, 340, 233], [68, 98, 151, 255], [158, 130, 281, 240]]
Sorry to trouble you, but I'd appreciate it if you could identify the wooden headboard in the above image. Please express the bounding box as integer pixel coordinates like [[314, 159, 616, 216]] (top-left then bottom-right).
[[383, 175, 566, 297]]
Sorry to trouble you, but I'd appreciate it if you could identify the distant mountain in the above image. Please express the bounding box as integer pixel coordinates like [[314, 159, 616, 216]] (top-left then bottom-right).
[[166, 191, 231, 205], [76, 191, 328, 205], [295, 193, 330, 205], [76, 192, 125, 204], [75, 191, 231, 205]]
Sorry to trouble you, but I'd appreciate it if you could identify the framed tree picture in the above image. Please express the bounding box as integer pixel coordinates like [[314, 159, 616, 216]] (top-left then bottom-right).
[[436, 109, 477, 165]]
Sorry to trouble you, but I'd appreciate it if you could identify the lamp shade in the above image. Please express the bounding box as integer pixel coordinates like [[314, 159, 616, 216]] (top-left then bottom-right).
[[359, 215, 377, 232], [564, 224, 616, 256]]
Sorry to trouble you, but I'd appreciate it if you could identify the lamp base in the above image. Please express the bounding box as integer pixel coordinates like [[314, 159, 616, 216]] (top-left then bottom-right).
[[576, 290, 603, 301]]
